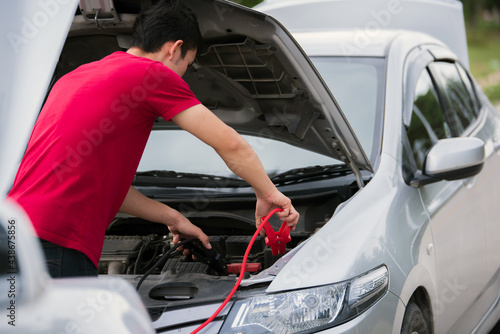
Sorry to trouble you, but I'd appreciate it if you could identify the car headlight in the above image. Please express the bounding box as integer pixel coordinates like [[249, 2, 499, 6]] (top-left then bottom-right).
[[221, 266, 388, 333]]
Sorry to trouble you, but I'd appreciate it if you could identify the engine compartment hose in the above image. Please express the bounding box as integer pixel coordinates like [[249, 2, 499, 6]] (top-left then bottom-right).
[[191, 208, 285, 334], [136, 238, 197, 291]]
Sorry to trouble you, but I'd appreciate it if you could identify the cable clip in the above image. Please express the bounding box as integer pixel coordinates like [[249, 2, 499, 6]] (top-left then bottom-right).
[[261, 209, 291, 256]]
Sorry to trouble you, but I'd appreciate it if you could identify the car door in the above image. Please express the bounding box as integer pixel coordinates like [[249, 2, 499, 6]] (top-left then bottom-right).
[[405, 56, 500, 333]]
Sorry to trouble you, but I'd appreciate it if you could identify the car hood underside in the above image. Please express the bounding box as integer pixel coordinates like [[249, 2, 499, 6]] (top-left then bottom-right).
[[70, 0, 372, 173]]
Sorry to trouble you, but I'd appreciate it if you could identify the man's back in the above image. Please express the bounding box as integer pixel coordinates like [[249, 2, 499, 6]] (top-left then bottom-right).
[[8, 51, 200, 266]]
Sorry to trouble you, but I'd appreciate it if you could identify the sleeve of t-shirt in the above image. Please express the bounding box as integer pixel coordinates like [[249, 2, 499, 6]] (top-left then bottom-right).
[[143, 62, 201, 120]]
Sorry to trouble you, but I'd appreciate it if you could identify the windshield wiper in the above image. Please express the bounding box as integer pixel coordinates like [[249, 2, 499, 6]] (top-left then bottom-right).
[[134, 165, 352, 189], [270, 164, 352, 186], [133, 170, 250, 188]]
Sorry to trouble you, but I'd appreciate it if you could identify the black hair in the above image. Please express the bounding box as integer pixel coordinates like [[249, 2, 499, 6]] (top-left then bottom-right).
[[130, 0, 203, 58]]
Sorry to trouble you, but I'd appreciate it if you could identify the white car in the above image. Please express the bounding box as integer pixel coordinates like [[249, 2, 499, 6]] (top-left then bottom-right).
[[0, 1, 155, 333], [2, 0, 500, 333]]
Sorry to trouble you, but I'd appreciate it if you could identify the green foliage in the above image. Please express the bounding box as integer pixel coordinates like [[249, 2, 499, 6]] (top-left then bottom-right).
[[468, 33, 500, 77], [484, 84, 500, 106], [460, 0, 500, 24], [460, 0, 478, 22], [484, 83, 500, 102], [463, 1, 500, 105], [484, 0, 500, 10]]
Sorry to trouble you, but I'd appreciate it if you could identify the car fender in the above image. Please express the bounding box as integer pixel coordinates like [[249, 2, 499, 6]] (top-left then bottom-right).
[[268, 154, 423, 292], [391, 226, 439, 333]]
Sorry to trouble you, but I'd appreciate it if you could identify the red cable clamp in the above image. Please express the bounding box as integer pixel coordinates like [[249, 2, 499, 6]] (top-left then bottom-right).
[[191, 208, 291, 334], [261, 209, 291, 256]]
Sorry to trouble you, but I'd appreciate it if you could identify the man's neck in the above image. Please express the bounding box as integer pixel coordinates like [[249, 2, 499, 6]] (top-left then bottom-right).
[[127, 47, 161, 62]]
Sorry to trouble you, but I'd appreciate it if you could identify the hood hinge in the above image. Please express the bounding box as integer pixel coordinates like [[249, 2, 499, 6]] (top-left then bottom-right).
[[79, 0, 121, 29]]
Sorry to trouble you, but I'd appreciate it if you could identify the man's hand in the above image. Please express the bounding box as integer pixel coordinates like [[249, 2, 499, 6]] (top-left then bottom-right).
[[119, 186, 211, 250], [173, 105, 300, 236], [166, 209, 212, 250], [255, 190, 299, 235]]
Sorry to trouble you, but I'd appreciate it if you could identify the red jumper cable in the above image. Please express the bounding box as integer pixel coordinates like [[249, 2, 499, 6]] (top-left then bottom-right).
[[190, 208, 291, 334]]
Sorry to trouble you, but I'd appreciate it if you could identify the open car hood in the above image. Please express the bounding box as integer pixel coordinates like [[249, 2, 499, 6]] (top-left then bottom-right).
[[183, 0, 372, 172], [74, 0, 371, 173], [255, 0, 469, 68], [0, 0, 77, 197]]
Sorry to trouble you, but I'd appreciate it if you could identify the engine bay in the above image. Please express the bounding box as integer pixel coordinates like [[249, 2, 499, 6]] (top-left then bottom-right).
[[98, 223, 292, 278], [96, 181, 358, 315], [99, 203, 320, 278]]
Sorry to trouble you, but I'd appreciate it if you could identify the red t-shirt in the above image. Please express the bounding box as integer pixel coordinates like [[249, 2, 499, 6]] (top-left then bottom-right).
[[8, 51, 201, 267]]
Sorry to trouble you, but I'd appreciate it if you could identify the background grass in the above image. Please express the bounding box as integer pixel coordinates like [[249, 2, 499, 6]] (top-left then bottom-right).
[[466, 21, 500, 105]]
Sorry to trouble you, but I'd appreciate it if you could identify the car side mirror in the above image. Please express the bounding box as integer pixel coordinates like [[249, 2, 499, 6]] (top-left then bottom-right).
[[410, 137, 485, 188]]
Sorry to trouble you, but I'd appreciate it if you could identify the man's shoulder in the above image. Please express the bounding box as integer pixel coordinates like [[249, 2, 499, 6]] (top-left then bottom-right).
[[101, 52, 179, 81], [64, 52, 158, 83]]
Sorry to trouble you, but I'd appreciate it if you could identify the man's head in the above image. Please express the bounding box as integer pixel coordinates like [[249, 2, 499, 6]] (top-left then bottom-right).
[[130, 0, 203, 75]]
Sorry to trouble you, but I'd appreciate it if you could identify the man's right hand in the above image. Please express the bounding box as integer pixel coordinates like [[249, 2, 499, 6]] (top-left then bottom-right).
[[255, 190, 299, 235], [172, 105, 300, 236]]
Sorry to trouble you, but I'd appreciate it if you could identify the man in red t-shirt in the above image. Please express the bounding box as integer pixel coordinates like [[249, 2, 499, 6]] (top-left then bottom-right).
[[8, 0, 299, 278]]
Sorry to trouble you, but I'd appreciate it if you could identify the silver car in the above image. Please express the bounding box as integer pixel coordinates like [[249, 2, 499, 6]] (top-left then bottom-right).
[[2, 0, 500, 333]]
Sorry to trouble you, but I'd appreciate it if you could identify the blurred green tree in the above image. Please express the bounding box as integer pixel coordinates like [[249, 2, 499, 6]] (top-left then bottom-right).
[[485, 0, 500, 10], [461, 0, 500, 26], [461, 0, 482, 26]]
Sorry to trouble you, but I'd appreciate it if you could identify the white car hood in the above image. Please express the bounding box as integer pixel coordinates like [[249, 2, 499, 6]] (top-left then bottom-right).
[[0, 0, 78, 197], [177, 0, 373, 173], [256, 0, 469, 68], [1, 0, 373, 196]]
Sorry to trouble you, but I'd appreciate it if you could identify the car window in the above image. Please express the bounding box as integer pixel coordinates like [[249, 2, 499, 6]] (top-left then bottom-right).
[[428, 62, 478, 135], [407, 69, 451, 170], [309, 57, 386, 165], [456, 62, 480, 114]]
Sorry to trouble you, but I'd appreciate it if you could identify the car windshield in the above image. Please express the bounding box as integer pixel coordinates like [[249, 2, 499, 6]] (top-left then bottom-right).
[[137, 131, 340, 177], [310, 56, 386, 164], [138, 57, 385, 178]]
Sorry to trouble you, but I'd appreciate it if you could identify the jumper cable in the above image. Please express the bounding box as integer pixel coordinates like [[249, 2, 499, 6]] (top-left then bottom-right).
[[190, 208, 291, 334]]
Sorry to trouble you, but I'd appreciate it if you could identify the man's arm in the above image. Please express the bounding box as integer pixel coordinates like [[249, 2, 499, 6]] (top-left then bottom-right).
[[171, 104, 299, 228], [119, 186, 211, 248]]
